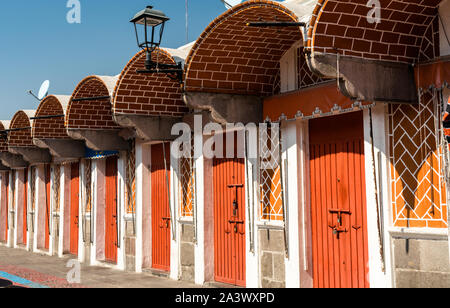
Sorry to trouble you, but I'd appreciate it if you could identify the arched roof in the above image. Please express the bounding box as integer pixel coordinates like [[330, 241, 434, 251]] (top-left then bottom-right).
[[112, 48, 188, 118], [184, 0, 305, 96], [66, 75, 121, 130], [32, 95, 71, 140], [8, 110, 36, 148], [307, 0, 442, 63]]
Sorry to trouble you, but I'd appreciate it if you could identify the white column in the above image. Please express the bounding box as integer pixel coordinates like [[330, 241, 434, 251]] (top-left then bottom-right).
[[363, 105, 393, 288], [194, 119, 206, 285], [58, 165, 65, 258], [90, 161, 98, 266], [135, 141, 144, 273], [33, 168, 39, 252], [170, 149, 180, 280], [13, 170, 19, 248], [282, 121, 301, 288], [117, 154, 126, 270]]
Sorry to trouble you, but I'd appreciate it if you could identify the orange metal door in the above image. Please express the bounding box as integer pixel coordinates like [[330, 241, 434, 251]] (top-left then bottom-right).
[[151, 143, 171, 272], [213, 135, 246, 287], [105, 157, 118, 264], [44, 165, 51, 250], [309, 111, 370, 288], [22, 169, 28, 245], [1, 172, 9, 243], [70, 163, 79, 255]]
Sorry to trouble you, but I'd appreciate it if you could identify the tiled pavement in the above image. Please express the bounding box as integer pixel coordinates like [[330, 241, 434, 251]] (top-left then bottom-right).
[[0, 246, 200, 288]]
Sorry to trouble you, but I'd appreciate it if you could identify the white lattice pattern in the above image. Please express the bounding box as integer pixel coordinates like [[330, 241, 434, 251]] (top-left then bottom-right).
[[180, 157, 195, 217], [259, 126, 283, 221], [126, 143, 136, 214], [53, 165, 61, 213], [388, 90, 448, 228]]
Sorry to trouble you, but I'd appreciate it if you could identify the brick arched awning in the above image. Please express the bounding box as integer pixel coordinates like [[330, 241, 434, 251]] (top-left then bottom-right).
[[184, 0, 303, 96], [7, 110, 51, 165], [0, 121, 11, 170], [33, 95, 85, 159], [308, 0, 441, 63], [67, 75, 130, 151], [306, 0, 443, 103], [112, 49, 188, 141]]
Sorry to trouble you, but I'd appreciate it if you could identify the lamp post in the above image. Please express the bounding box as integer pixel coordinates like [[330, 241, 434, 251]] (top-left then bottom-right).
[[130, 5, 183, 82]]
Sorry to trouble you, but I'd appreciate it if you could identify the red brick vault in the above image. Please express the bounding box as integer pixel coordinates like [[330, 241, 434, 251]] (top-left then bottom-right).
[[66, 75, 130, 151], [32, 95, 85, 160], [0, 121, 12, 170], [112, 48, 189, 141], [306, 0, 443, 103], [183, 0, 309, 124], [7, 110, 51, 165]]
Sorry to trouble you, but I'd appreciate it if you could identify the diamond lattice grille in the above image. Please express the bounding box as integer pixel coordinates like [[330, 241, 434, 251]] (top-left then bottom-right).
[[389, 90, 448, 228], [126, 143, 136, 214], [180, 157, 195, 217], [259, 126, 283, 221], [53, 165, 61, 213]]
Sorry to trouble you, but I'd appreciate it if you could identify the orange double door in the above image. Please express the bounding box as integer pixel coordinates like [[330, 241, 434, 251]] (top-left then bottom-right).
[[70, 163, 79, 255], [213, 133, 246, 287], [0, 172, 9, 243], [22, 169, 28, 245], [105, 157, 118, 264], [151, 143, 171, 272], [309, 112, 370, 288]]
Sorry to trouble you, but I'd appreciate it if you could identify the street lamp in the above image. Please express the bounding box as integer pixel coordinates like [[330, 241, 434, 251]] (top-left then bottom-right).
[[130, 5, 183, 82]]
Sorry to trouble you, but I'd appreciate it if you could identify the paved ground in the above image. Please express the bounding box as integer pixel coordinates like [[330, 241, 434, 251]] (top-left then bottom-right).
[[0, 246, 200, 288]]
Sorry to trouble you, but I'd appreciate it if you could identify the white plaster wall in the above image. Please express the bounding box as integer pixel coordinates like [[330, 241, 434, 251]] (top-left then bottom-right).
[[363, 105, 393, 288], [282, 121, 301, 288]]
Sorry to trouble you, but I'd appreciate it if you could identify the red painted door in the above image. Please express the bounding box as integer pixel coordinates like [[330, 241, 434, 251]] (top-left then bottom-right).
[[1, 172, 9, 243], [44, 165, 51, 250], [70, 163, 79, 255], [151, 143, 171, 272], [213, 134, 246, 287], [309, 111, 370, 288], [22, 169, 28, 245], [105, 157, 118, 264]]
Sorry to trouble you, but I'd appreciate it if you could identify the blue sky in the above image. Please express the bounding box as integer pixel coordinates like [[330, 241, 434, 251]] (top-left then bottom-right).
[[0, 0, 257, 120]]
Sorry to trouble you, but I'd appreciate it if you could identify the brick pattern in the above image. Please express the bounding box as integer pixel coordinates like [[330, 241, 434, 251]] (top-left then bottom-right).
[[113, 49, 188, 118], [184, 1, 302, 96], [8, 111, 33, 148], [67, 77, 120, 130], [388, 90, 448, 228], [33, 96, 69, 140], [309, 0, 441, 63], [0, 123, 8, 153]]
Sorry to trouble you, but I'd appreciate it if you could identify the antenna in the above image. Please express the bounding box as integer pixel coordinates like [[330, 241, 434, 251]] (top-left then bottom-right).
[[220, 0, 243, 9], [28, 80, 50, 102]]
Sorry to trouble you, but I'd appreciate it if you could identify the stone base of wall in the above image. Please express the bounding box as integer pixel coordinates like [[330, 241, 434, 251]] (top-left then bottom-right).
[[259, 228, 286, 288], [124, 220, 136, 272], [180, 223, 195, 282], [393, 237, 450, 288], [52, 215, 59, 255]]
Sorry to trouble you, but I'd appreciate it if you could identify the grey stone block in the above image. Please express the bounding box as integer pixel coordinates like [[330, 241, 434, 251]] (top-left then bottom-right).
[[273, 253, 286, 282], [261, 252, 273, 278], [261, 278, 285, 289], [396, 269, 450, 288], [181, 265, 195, 282], [181, 243, 195, 266], [181, 224, 195, 243], [259, 229, 285, 252]]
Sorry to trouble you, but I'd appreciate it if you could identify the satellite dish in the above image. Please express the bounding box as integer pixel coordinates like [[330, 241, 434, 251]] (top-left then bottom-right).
[[37, 80, 50, 100], [221, 0, 243, 9]]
